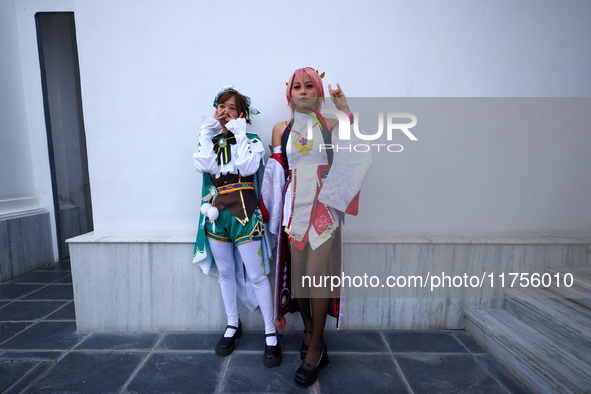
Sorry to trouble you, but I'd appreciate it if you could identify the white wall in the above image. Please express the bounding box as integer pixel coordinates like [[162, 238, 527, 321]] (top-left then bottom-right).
[[0, 0, 37, 214], [13, 0, 591, 237], [344, 97, 591, 236]]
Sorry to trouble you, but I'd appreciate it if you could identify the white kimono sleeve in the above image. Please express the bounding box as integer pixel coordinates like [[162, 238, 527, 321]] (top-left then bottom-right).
[[317, 121, 373, 211], [261, 155, 286, 237]]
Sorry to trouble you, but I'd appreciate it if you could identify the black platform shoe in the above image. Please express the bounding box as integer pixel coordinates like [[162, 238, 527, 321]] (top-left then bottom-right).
[[215, 320, 242, 357], [294, 342, 329, 387], [300, 330, 313, 360], [263, 332, 282, 368]]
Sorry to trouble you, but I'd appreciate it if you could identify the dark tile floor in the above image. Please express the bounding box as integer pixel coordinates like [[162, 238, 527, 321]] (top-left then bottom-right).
[[0, 260, 532, 394]]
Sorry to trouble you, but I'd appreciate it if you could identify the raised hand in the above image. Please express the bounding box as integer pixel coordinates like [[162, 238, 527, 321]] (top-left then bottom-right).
[[213, 109, 228, 125], [328, 83, 350, 113], [214, 109, 242, 125]]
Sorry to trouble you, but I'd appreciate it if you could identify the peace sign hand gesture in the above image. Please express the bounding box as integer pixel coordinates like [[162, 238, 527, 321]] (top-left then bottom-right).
[[328, 83, 351, 113]]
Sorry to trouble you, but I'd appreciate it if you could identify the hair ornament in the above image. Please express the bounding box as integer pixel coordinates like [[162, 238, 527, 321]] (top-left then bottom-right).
[[213, 85, 259, 116], [312, 69, 326, 79], [286, 68, 325, 85]]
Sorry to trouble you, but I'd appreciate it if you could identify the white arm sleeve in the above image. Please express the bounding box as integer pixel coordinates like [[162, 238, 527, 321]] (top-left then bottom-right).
[[193, 116, 222, 175], [226, 118, 264, 176], [317, 122, 373, 211]]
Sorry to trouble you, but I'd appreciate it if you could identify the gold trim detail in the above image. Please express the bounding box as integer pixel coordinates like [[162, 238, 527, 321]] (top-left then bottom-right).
[[319, 222, 338, 239], [217, 182, 254, 195], [235, 221, 265, 245], [235, 174, 249, 226]]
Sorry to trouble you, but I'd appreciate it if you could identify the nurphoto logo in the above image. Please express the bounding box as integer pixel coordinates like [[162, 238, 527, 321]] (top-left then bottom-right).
[[307, 109, 418, 153]]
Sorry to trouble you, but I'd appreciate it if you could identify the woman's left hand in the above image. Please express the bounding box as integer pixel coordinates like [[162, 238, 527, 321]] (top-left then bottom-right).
[[328, 83, 350, 113]]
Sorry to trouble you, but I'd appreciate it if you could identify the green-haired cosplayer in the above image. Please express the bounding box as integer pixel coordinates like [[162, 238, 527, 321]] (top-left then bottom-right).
[[192, 86, 281, 367]]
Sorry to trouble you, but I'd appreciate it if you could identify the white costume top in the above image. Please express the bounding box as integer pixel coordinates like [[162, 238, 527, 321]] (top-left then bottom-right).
[[192, 116, 265, 178], [286, 111, 331, 249], [262, 110, 373, 236]]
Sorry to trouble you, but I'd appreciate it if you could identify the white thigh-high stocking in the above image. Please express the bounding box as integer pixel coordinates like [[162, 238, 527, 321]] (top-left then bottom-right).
[[208, 240, 239, 337], [237, 240, 277, 346]]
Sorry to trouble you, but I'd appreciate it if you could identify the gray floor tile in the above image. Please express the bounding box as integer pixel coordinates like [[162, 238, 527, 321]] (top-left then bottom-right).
[[3, 362, 54, 394], [124, 352, 226, 393], [383, 331, 468, 353], [220, 352, 311, 393], [0, 351, 63, 361], [241, 331, 390, 355], [22, 284, 73, 300], [235, 331, 271, 351], [44, 302, 76, 321], [0, 360, 40, 392], [323, 331, 388, 353], [52, 275, 72, 284], [0, 321, 86, 350], [0, 322, 31, 343], [451, 330, 487, 353], [209, 331, 292, 353], [156, 332, 220, 350], [318, 353, 410, 394], [477, 354, 532, 394], [272, 331, 308, 353], [25, 351, 146, 393], [0, 284, 44, 300], [395, 354, 508, 394], [76, 332, 162, 350], [38, 260, 71, 271], [6, 271, 70, 284], [0, 301, 67, 321]]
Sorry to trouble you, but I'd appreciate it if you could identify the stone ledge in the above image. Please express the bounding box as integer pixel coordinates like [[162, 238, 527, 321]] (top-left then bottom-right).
[[343, 235, 589, 245], [0, 207, 48, 221], [66, 232, 196, 244], [68, 234, 589, 331], [1, 209, 54, 282], [67, 232, 589, 246]]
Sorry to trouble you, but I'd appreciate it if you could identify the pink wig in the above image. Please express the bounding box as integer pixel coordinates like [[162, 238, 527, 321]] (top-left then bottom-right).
[[286, 67, 325, 110]]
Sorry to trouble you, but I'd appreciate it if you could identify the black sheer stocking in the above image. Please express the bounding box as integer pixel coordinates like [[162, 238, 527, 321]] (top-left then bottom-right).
[[291, 236, 334, 366]]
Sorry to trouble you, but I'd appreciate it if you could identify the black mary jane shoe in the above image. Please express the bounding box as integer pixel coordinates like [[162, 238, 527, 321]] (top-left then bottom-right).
[[294, 342, 329, 388], [215, 320, 242, 357], [263, 332, 282, 368], [300, 330, 313, 360]]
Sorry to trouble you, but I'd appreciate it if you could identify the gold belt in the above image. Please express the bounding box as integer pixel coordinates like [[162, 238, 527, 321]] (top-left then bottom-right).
[[216, 182, 254, 195]]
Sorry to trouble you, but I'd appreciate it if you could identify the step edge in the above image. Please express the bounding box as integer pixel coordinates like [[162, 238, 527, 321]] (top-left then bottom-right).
[[464, 310, 591, 392], [464, 313, 578, 394]]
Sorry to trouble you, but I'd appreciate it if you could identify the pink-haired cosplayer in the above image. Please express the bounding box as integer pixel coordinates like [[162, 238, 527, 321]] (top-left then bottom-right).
[[284, 68, 326, 110], [260, 67, 372, 387]]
